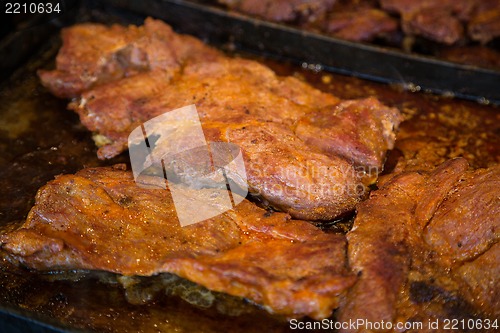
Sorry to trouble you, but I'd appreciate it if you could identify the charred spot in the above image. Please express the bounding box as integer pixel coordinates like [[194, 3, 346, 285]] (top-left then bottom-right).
[[117, 196, 133, 207], [251, 139, 258, 144], [410, 281, 441, 303], [457, 242, 462, 248], [442, 293, 477, 319], [263, 211, 273, 218]]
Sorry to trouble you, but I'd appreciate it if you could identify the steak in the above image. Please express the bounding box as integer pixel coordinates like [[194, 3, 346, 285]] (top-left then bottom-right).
[[39, 19, 402, 220], [338, 158, 500, 331], [219, 0, 336, 24], [0, 165, 356, 319]]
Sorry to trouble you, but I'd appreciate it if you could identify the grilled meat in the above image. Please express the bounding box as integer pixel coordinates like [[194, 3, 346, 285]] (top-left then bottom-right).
[[325, 7, 398, 42], [38, 18, 221, 99], [0, 165, 356, 319], [338, 158, 500, 331], [219, 0, 336, 24], [39, 19, 402, 220], [220, 0, 500, 47], [381, 0, 500, 45], [468, 0, 500, 44]]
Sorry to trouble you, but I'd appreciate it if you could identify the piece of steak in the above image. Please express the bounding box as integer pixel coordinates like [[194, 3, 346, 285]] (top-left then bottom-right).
[[39, 19, 402, 220], [468, 0, 500, 44], [338, 158, 499, 331], [0, 165, 356, 319], [380, 0, 476, 44], [219, 0, 336, 24]]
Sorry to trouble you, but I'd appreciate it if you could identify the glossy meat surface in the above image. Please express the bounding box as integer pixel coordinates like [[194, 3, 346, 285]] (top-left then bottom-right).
[[0, 165, 356, 319], [338, 158, 500, 331]]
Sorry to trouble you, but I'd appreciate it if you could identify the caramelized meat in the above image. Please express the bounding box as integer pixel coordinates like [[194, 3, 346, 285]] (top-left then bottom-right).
[[338, 158, 500, 330], [380, 0, 475, 44], [38, 18, 221, 98], [380, 0, 500, 45], [39, 19, 402, 220], [0, 165, 356, 319], [219, 0, 335, 24], [295, 97, 400, 171], [468, 0, 500, 43]]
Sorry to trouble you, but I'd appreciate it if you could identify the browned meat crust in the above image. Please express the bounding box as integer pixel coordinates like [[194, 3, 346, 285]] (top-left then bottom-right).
[[0, 165, 356, 319], [338, 158, 500, 331], [39, 19, 402, 221], [38, 18, 221, 99], [220, 0, 336, 24]]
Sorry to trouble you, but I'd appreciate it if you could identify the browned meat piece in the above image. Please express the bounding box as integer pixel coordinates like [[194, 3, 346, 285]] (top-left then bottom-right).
[[380, 0, 477, 21], [72, 59, 400, 220], [220, 0, 336, 24], [39, 20, 402, 220], [455, 242, 500, 314], [325, 8, 398, 42], [468, 0, 500, 43], [338, 158, 500, 331], [402, 8, 464, 45], [295, 97, 401, 172], [0, 165, 356, 319], [380, 0, 477, 44], [38, 18, 221, 98]]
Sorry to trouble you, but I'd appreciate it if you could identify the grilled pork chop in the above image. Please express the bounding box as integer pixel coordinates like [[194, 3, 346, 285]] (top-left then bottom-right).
[[38, 18, 402, 220], [339, 158, 499, 332], [0, 165, 356, 319]]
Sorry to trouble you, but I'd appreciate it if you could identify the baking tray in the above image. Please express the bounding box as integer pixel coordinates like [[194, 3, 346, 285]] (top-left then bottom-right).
[[0, 0, 499, 332], [102, 0, 500, 105]]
